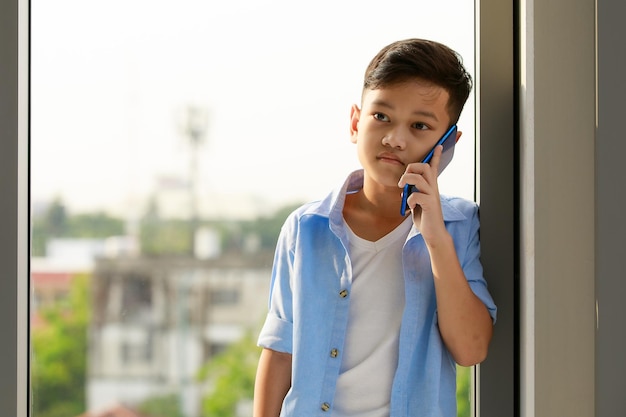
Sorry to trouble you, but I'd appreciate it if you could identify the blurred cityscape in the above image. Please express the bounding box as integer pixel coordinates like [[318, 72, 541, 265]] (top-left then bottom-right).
[[31, 188, 301, 417]]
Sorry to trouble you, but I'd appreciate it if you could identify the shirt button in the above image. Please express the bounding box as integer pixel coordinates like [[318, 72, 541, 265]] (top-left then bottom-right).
[[339, 289, 348, 298], [330, 348, 339, 358], [321, 402, 331, 412]]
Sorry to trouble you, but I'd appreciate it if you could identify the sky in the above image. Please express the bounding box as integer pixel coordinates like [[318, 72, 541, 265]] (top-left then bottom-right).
[[31, 0, 476, 220]]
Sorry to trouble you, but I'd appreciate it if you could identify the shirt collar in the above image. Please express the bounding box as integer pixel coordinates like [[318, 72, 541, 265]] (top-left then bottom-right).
[[307, 169, 468, 223]]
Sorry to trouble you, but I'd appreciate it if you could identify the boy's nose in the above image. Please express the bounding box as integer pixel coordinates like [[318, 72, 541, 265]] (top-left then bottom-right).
[[382, 128, 407, 149]]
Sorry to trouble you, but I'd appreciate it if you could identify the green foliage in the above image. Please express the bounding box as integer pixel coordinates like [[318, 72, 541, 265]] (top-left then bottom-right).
[[68, 212, 125, 238], [137, 393, 185, 417], [456, 365, 471, 417], [41, 197, 69, 237], [197, 333, 261, 417], [31, 274, 90, 417], [31, 197, 125, 256], [32, 196, 299, 257], [140, 218, 193, 256], [237, 202, 301, 250], [32, 197, 70, 256], [138, 196, 193, 256]]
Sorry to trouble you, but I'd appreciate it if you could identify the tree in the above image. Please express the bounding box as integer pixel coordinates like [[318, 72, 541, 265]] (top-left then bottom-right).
[[456, 365, 471, 417], [139, 198, 192, 256], [197, 332, 261, 417], [45, 197, 69, 237], [67, 212, 125, 238], [31, 274, 90, 417], [32, 197, 69, 256], [239, 203, 301, 250], [31, 197, 125, 256], [137, 393, 185, 417]]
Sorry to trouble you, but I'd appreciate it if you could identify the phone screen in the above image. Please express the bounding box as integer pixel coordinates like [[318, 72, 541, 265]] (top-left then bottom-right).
[[400, 125, 458, 216]]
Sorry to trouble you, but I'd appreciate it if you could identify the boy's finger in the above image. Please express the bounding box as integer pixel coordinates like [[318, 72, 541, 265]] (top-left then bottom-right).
[[429, 144, 444, 176]]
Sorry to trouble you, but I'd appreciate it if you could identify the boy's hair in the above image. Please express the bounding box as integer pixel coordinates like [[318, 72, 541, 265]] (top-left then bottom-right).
[[363, 38, 473, 124]]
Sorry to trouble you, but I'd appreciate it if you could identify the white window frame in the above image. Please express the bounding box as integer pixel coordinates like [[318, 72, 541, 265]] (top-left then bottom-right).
[[2, 0, 30, 415]]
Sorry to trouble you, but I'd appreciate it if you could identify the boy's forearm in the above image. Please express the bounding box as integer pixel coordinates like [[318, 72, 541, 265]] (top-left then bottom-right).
[[253, 348, 292, 417], [428, 232, 494, 367]]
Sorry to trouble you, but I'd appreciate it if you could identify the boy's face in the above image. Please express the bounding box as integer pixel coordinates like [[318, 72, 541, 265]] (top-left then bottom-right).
[[350, 80, 459, 191]]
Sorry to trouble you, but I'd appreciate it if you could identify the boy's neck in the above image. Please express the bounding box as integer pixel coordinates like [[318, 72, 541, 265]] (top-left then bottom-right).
[[343, 189, 412, 241]]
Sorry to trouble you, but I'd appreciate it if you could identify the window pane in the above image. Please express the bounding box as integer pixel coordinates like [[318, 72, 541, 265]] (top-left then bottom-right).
[[31, 1, 476, 416]]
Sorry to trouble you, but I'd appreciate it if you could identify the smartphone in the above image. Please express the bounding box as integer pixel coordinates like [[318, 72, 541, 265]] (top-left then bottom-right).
[[400, 125, 458, 216]]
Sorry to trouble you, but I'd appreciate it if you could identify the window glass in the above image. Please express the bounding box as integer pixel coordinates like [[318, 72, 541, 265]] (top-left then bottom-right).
[[31, 1, 476, 416]]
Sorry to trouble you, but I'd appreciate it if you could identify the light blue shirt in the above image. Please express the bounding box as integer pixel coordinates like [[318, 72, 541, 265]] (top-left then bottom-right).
[[258, 170, 497, 417]]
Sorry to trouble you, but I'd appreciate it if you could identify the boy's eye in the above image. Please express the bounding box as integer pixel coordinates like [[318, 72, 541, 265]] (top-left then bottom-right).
[[373, 112, 390, 122], [412, 122, 429, 130]]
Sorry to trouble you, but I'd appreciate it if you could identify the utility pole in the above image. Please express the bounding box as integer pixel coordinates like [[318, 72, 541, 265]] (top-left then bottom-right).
[[179, 105, 208, 257], [177, 105, 207, 417]]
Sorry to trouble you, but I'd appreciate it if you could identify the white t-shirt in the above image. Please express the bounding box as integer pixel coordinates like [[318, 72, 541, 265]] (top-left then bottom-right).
[[332, 216, 413, 417]]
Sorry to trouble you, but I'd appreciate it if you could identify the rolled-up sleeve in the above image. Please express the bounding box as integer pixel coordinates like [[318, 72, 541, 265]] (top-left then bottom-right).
[[257, 217, 296, 353], [462, 203, 498, 324], [258, 313, 293, 353]]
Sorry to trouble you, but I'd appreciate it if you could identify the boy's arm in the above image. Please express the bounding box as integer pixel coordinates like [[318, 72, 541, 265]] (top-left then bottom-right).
[[400, 145, 493, 366], [427, 234, 494, 366], [253, 347, 292, 417]]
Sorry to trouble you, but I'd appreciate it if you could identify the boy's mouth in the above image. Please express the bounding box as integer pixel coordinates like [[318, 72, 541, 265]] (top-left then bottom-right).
[[377, 152, 405, 166]]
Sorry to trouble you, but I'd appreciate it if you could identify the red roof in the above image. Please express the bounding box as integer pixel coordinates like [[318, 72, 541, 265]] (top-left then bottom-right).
[[31, 271, 73, 289]]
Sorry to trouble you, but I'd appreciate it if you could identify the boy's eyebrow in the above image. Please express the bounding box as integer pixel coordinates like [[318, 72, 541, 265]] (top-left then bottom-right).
[[411, 110, 439, 121], [370, 99, 439, 121]]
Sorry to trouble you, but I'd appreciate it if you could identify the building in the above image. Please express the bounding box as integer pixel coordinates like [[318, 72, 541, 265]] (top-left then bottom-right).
[[87, 253, 272, 417], [30, 238, 106, 329]]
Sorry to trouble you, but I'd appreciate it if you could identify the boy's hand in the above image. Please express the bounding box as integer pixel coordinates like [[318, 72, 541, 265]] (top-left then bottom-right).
[[399, 145, 448, 246]]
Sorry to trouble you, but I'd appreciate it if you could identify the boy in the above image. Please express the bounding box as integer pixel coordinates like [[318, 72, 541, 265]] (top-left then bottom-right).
[[253, 38, 497, 417]]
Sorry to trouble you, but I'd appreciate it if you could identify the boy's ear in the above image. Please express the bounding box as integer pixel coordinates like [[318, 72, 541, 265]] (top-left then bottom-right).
[[455, 130, 463, 143], [349, 104, 361, 143]]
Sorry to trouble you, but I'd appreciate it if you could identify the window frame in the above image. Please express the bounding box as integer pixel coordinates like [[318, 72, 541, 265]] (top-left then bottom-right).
[[473, 0, 517, 416], [1, 0, 29, 415]]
